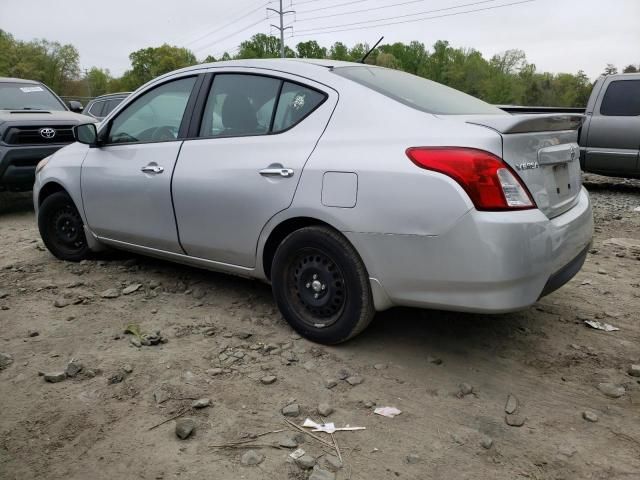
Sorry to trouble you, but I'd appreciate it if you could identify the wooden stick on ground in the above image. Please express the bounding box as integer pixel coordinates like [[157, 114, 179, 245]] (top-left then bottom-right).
[[148, 407, 190, 431], [330, 432, 342, 463], [283, 418, 334, 448], [207, 429, 286, 448]]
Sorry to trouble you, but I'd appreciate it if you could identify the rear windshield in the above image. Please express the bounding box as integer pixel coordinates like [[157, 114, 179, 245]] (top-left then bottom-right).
[[0, 82, 67, 111], [333, 66, 504, 115]]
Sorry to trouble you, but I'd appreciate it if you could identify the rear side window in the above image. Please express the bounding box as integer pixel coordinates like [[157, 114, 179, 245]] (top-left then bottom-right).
[[104, 98, 124, 116], [273, 82, 325, 132], [200, 74, 281, 137], [600, 80, 640, 116], [333, 66, 504, 115]]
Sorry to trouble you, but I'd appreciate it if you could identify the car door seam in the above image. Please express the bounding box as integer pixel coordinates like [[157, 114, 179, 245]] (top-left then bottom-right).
[[170, 140, 189, 255]]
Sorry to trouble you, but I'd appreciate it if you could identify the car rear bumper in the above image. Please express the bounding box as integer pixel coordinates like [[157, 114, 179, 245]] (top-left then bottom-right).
[[0, 144, 65, 190], [346, 186, 593, 312]]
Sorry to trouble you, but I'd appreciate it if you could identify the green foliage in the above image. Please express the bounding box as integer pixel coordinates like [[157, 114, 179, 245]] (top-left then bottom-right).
[[0, 29, 634, 107]]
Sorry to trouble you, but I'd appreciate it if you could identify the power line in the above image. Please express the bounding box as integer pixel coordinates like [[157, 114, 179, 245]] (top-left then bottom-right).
[[184, 1, 270, 47], [295, 0, 370, 15], [193, 16, 267, 53], [292, 0, 535, 36], [295, 0, 498, 22]]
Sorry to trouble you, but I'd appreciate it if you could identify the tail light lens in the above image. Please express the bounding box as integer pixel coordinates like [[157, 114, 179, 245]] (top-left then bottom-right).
[[406, 147, 535, 211]]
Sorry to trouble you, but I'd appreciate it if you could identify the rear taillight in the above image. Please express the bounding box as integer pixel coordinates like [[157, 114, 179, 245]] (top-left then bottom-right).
[[406, 147, 535, 211]]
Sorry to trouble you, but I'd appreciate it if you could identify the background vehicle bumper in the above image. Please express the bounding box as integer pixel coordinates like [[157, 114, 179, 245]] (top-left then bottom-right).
[[0, 144, 64, 190], [346, 187, 593, 312]]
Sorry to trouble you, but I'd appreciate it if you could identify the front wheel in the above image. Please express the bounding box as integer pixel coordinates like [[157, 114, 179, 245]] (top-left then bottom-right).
[[38, 191, 90, 262], [271, 226, 375, 344]]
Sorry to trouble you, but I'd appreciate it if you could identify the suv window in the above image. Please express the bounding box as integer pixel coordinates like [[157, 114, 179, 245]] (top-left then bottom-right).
[[200, 74, 281, 137], [600, 80, 640, 116], [104, 98, 124, 116], [333, 66, 504, 115], [273, 82, 325, 132], [108, 77, 196, 144], [88, 100, 105, 117]]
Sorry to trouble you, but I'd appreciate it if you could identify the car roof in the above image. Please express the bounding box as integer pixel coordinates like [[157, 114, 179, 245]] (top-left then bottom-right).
[[90, 92, 131, 100], [0, 77, 42, 84]]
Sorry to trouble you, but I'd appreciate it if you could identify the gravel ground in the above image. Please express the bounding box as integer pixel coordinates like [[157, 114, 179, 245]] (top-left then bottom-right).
[[0, 174, 639, 480]]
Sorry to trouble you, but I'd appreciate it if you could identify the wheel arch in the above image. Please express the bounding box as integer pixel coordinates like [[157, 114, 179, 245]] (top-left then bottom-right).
[[38, 181, 67, 206]]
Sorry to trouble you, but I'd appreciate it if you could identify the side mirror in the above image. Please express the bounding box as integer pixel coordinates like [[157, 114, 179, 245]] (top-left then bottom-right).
[[73, 123, 98, 146], [68, 100, 84, 113]]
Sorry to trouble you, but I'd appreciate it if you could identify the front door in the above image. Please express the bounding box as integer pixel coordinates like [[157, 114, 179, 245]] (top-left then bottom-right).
[[81, 75, 198, 252], [172, 71, 336, 267]]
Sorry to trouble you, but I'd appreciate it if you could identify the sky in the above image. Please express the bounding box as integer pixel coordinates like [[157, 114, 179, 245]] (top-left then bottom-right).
[[1, 0, 638, 80]]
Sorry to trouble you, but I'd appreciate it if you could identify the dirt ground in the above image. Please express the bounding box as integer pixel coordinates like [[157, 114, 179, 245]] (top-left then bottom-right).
[[0, 174, 639, 480]]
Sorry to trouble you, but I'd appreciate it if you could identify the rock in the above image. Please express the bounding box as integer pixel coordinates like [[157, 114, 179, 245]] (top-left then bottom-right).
[[44, 371, 66, 383], [427, 355, 443, 365], [130, 337, 142, 348], [122, 283, 142, 295], [282, 403, 300, 417], [324, 379, 338, 389], [373, 363, 387, 370], [322, 454, 343, 472], [302, 360, 315, 371], [0, 290, 7, 299], [406, 453, 421, 464], [558, 445, 577, 457], [582, 410, 599, 422], [192, 398, 211, 409], [175, 418, 195, 440], [597, 382, 625, 398], [458, 383, 473, 397], [108, 372, 125, 384], [154, 388, 170, 404], [240, 449, 264, 466], [480, 435, 494, 449], [308, 466, 335, 480], [28, 330, 39, 338], [317, 402, 334, 417], [123, 364, 133, 374], [628, 364, 640, 377], [65, 360, 83, 378], [278, 435, 299, 448], [207, 368, 223, 376], [100, 288, 120, 299], [54, 297, 71, 308], [505, 414, 526, 427], [260, 375, 277, 385], [337, 369, 351, 380], [505, 394, 518, 414], [345, 376, 363, 386], [295, 453, 316, 469], [0, 352, 14, 370]]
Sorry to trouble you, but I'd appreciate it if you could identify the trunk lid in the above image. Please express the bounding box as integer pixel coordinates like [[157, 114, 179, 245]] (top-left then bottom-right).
[[455, 113, 584, 218]]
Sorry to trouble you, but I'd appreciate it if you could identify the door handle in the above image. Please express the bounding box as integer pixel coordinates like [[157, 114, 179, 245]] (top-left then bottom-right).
[[259, 167, 294, 178], [141, 165, 164, 174]]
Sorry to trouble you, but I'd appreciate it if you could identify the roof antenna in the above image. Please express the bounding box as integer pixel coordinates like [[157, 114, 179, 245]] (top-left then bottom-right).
[[358, 36, 384, 64]]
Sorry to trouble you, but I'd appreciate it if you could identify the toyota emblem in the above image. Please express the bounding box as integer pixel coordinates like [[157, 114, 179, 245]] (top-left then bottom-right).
[[39, 127, 56, 139]]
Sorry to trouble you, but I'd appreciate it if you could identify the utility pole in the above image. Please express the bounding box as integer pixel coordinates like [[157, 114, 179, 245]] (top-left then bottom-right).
[[267, 0, 295, 58]]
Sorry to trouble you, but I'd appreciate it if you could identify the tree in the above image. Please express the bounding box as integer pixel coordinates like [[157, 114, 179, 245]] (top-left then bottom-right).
[[237, 34, 281, 59], [622, 64, 638, 73], [296, 41, 326, 59], [329, 42, 349, 61], [85, 67, 111, 96], [375, 52, 400, 69], [603, 64, 618, 75], [122, 44, 197, 89]]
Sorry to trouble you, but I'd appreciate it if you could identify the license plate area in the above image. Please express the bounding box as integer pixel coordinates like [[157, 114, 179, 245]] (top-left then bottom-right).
[[553, 163, 571, 197]]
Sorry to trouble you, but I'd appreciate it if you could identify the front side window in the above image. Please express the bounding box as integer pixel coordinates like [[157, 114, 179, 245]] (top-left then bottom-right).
[[108, 77, 196, 144], [600, 80, 640, 116], [200, 74, 281, 137]]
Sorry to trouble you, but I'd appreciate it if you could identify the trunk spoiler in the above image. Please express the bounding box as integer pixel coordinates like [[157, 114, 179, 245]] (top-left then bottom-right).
[[461, 114, 584, 134]]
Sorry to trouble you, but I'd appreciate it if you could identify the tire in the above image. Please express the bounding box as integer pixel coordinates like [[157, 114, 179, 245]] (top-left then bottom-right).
[[38, 191, 90, 262], [271, 226, 375, 344]]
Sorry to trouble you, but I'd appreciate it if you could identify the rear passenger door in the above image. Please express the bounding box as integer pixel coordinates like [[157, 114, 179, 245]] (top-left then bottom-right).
[[172, 70, 337, 268], [585, 77, 640, 175]]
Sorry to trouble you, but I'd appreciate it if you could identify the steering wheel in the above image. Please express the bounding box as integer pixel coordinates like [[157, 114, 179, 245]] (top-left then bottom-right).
[[151, 126, 178, 141]]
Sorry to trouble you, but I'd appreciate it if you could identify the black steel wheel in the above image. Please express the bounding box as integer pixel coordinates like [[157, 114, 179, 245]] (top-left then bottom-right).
[[38, 191, 90, 262], [271, 226, 375, 344]]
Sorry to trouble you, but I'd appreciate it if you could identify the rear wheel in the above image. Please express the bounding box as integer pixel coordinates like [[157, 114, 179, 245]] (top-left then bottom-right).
[[38, 191, 90, 262], [271, 226, 375, 344]]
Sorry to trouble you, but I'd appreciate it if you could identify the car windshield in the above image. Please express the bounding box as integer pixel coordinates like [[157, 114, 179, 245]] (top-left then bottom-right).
[[333, 66, 505, 115], [0, 82, 67, 111]]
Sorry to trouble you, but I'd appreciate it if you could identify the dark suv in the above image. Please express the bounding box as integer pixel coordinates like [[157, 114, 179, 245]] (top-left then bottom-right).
[[0, 77, 96, 191], [82, 92, 130, 121]]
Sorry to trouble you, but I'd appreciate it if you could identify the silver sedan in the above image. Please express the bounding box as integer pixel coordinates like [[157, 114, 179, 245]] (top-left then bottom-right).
[[33, 59, 593, 344]]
